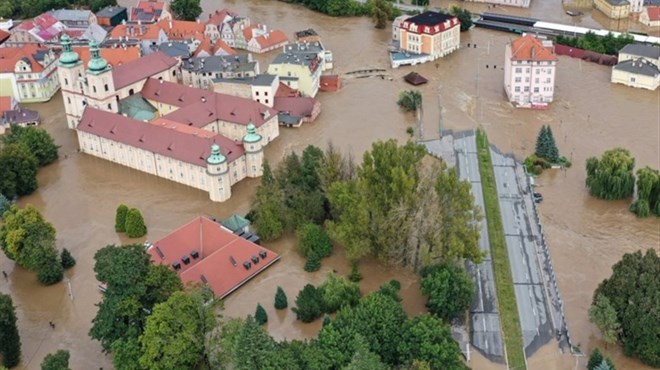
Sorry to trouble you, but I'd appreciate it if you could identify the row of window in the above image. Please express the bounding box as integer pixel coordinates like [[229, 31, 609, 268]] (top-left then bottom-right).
[[514, 77, 552, 84], [514, 86, 553, 93]]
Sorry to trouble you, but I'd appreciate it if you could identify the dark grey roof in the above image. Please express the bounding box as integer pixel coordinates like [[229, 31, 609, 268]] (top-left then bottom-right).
[[619, 44, 660, 59], [295, 28, 318, 38], [97, 6, 127, 18], [2, 109, 40, 125], [33, 50, 48, 62], [48, 9, 92, 22], [645, 0, 660, 5], [182, 54, 255, 73], [157, 41, 191, 58], [614, 58, 660, 77], [406, 11, 455, 26], [212, 74, 276, 86], [284, 41, 325, 54], [20, 56, 31, 66], [278, 113, 301, 125], [271, 51, 319, 67]]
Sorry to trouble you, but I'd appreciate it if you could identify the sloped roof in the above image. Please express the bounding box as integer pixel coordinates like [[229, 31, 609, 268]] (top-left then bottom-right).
[[157, 19, 205, 40], [273, 96, 318, 118], [130, 0, 166, 22], [647, 6, 660, 21], [148, 216, 280, 299], [220, 214, 250, 232], [207, 8, 237, 26], [0, 29, 10, 44], [96, 6, 127, 18], [253, 29, 288, 49], [0, 96, 15, 112], [74, 46, 140, 67], [48, 9, 92, 23], [110, 23, 163, 40], [112, 51, 178, 89], [620, 43, 660, 59], [0, 45, 51, 73], [614, 58, 660, 77], [510, 34, 558, 62], [141, 78, 277, 127]]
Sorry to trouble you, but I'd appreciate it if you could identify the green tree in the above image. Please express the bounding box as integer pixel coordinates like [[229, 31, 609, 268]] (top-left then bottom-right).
[[397, 90, 423, 112], [292, 284, 324, 323], [586, 148, 635, 200], [534, 125, 560, 162], [594, 249, 660, 367], [398, 314, 464, 369], [371, 0, 393, 29], [588, 348, 604, 370], [124, 208, 147, 238], [319, 272, 361, 313], [0, 143, 39, 198], [115, 204, 129, 232], [0, 293, 21, 368], [630, 167, 660, 217], [60, 248, 76, 269], [589, 293, 620, 346], [40, 349, 70, 370], [297, 223, 333, 258], [420, 263, 474, 321], [342, 334, 389, 370], [304, 251, 322, 272], [232, 316, 279, 370], [251, 161, 285, 241], [170, 0, 202, 21], [111, 337, 142, 370], [139, 290, 216, 370], [0, 193, 10, 217], [274, 286, 288, 309], [255, 303, 268, 325], [37, 258, 64, 285], [450, 6, 473, 32], [2, 125, 59, 166]]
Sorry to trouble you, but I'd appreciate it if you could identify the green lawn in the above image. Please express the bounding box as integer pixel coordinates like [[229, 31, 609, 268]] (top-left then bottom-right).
[[475, 129, 527, 370]]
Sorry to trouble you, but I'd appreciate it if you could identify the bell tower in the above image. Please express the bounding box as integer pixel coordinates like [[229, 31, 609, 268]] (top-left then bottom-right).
[[85, 41, 117, 114], [243, 122, 264, 178], [206, 143, 231, 202], [57, 34, 85, 129]]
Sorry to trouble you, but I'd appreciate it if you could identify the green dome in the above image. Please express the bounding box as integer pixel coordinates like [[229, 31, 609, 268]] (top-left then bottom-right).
[[87, 40, 109, 74], [58, 34, 80, 66], [243, 123, 262, 144], [207, 144, 227, 165]]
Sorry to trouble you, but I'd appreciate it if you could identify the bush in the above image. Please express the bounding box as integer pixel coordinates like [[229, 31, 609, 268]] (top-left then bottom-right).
[[349, 263, 362, 282], [297, 224, 333, 258], [37, 259, 64, 285], [255, 303, 268, 325], [304, 252, 322, 272], [274, 286, 288, 309], [115, 204, 129, 232], [524, 155, 551, 175], [60, 248, 76, 269], [40, 349, 71, 370], [586, 148, 635, 200], [378, 280, 402, 302], [124, 208, 147, 238], [0, 293, 21, 368], [397, 90, 422, 112], [292, 284, 324, 323], [0, 193, 10, 217], [319, 273, 361, 313]]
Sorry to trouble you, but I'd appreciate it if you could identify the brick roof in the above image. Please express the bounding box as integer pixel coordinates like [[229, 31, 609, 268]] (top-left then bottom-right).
[[646, 6, 660, 21], [148, 216, 280, 299], [0, 45, 51, 73], [252, 29, 288, 49], [0, 96, 14, 112], [157, 19, 205, 40], [78, 107, 244, 166], [141, 78, 277, 127], [130, 0, 166, 22], [510, 34, 558, 62], [110, 23, 163, 40], [207, 8, 237, 26], [74, 46, 141, 67], [0, 29, 10, 44], [112, 51, 178, 89]]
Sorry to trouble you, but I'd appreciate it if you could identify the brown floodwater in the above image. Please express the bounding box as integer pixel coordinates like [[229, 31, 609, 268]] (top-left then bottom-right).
[[1, 0, 658, 369]]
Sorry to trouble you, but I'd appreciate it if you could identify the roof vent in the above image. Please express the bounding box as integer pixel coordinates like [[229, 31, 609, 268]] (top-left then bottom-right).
[[229, 256, 237, 266], [155, 246, 165, 259], [242, 261, 252, 270], [200, 274, 208, 284], [201, 96, 206, 102], [171, 261, 181, 270], [251, 255, 260, 264], [259, 250, 267, 259], [181, 255, 191, 265], [191, 250, 199, 259]]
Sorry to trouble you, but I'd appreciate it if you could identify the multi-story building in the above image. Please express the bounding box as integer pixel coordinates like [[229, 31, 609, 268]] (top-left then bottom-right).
[[267, 51, 322, 97], [629, 0, 644, 12], [181, 54, 259, 89], [0, 96, 40, 134], [0, 45, 59, 103], [247, 30, 289, 53], [96, 6, 128, 27], [611, 44, 660, 90], [283, 41, 333, 71], [398, 11, 461, 61], [108, 22, 168, 54], [640, 6, 660, 26], [56, 35, 279, 202], [594, 0, 630, 19], [129, 0, 171, 23], [212, 74, 279, 107], [504, 34, 558, 108], [462, 0, 530, 7], [48, 9, 97, 29], [204, 8, 238, 43], [5, 14, 66, 46]]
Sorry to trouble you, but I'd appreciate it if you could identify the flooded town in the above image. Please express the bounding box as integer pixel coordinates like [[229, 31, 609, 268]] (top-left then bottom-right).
[[0, 0, 658, 369]]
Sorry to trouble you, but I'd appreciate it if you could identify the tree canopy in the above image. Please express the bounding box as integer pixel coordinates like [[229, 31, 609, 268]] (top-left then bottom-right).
[[630, 167, 660, 218], [124, 208, 147, 238], [0, 293, 21, 368], [534, 125, 560, 163], [274, 286, 288, 309], [589, 293, 620, 346], [371, 0, 395, 29], [450, 6, 473, 32], [0, 143, 39, 198], [397, 90, 423, 113], [319, 272, 361, 313], [2, 125, 58, 167], [170, 0, 202, 21], [115, 204, 129, 233], [398, 314, 465, 370], [593, 249, 660, 367], [0, 0, 116, 18], [251, 160, 285, 241], [586, 148, 635, 200], [40, 350, 71, 370], [420, 263, 474, 321]]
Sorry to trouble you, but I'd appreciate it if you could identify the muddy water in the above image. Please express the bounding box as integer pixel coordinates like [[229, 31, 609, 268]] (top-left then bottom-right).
[[1, 0, 657, 368]]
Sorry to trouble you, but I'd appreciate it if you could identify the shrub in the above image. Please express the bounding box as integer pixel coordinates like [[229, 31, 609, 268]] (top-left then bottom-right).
[[124, 208, 147, 238], [319, 273, 361, 313], [297, 224, 333, 258], [37, 259, 64, 286], [292, 284, 324, 323], [274, 286, 288, 309], [115, 204, 129, 232], [60, 248, 76, 269], [586, 148, 635, 200], [303, 252, 322, 272], [255, 303, 268, 325], [349, 263, 362, 282]]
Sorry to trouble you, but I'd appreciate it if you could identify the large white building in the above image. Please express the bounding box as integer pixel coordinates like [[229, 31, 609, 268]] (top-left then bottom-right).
[[504, 35, 558, 108], [56, 35, 279, 202], [611, 44, 660, 90]]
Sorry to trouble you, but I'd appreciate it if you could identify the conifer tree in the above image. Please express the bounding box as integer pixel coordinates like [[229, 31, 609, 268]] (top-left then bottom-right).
[[0, 293, 21, 368], [60, 248, 76, 269], [255, 303, 268, 325], [124, 208, 147, 238], [115, 204, 129, 232], [274, 286, 288, 309]]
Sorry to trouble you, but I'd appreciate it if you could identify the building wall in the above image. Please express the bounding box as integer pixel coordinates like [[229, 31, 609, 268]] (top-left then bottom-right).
[[13, 54, 60, 103], [0, 74, 18, 98], [247, 39, 288, 54], [182, 67, 258, 89], [252, 78, 278, 108], [267, 63, 319, 97], [619, 52, 660, 68], [629, 0, 643, 13], [611, 69, 659, 90], [399, 24, 460, 60], [212, 81, 253, 99], [203, 114, 279, 143], [462, 0, 530, 7], [594, 0, 630, 19], [639, 9, 660, 26], [504, 44, 557, 106]]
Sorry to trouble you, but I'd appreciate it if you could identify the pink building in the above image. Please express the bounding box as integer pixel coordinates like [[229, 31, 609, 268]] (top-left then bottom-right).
[[504, 34, 558, 109]]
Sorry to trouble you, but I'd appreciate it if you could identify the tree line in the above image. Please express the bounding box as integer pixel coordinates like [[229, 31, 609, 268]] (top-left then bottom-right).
[[0, 0, 116, 19], [555, 32, 635, 56]]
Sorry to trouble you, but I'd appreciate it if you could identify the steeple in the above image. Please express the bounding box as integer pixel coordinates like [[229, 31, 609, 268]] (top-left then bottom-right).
[[207, 143, 227, 164], [87, 40, 109, 74], [242, 122, 262, 144], [58, 34, 80, 67]]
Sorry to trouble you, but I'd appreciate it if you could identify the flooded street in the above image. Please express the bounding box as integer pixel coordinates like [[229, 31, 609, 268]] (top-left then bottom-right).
[[1, 0, 658, 368]]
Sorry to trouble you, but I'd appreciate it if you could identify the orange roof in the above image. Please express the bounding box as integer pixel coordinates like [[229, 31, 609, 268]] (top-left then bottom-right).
[[194, 36, 236, 57], [214, 39, 235, 55], [157, 19, 204, 40], [0, 96, 15, 112], [0, 45, 51, 73], [74, 46, 141, 67], [510, 34, 557, 62], [0, 29, 10, 44], [647, 6, 660, 21], [243, 24, 261, 41], [147, 216, 280, 298], [253, 29, 288, 49], [110, 23, 163, 40], [207, 8, 237, 26]]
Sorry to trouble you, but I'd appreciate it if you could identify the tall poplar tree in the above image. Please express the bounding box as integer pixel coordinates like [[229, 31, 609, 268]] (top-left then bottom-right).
[[0, 293, 21, 368]]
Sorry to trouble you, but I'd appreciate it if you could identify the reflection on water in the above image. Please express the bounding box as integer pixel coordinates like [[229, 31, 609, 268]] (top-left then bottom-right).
[[0, 0, 657, 369]]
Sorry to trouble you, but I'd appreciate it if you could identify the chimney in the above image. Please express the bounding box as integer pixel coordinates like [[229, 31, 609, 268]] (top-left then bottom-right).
[[169, 19, 172, 29]]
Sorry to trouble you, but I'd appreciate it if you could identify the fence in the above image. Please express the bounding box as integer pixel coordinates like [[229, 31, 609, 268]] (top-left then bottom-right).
[[554, 44, 618, 66]]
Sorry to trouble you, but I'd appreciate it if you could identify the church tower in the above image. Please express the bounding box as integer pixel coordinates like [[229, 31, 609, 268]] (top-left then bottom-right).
[[57, 34, 85, 129], [207, 144, 231, 202], [85, 41, 117, 114], [243, 122, 264, 178]]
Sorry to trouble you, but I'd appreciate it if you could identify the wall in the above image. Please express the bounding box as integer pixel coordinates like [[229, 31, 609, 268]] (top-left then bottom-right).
[[611, 69, 659, 90]]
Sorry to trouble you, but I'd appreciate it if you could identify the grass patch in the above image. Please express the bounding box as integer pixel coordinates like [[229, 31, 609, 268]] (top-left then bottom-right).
[[475, 129, 527, 370]]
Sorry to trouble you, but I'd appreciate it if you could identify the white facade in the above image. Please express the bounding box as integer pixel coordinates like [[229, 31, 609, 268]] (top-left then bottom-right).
[[504, 36, 557, 108], [463, 0, 530, 7]]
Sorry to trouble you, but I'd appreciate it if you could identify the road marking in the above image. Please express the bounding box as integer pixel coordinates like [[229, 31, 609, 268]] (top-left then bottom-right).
[[483, 317, 486, 330]]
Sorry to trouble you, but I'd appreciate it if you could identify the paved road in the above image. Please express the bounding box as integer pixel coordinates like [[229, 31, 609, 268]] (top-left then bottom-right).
[[424, 132, 505, 362]]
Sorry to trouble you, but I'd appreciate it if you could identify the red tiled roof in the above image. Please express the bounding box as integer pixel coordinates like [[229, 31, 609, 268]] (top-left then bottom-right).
[[647, 6, 660, 21], [273, 97, 318, 118], [110, 23, 163, 40], [157, 19, 205, 40], [130, 0, 166, 22], [17, 20, 35, 31], [275, 82, 300, 97], [0, 45, 51, 73], [253, 29, 288, 49], [74, 46, 141, 67], [112, 52, 178, 89], [193, 36, 236, 57], [510, 34, 558, 62], [0, 96, 15, 113], [207, 8, 237, 26], [0, 29, 10, 44], [78, 107, 244, 166], [148, 216, 280, 299], [141, 78, 277, 127], [33, 14, 59, 30], [243, 24, 261, 42]]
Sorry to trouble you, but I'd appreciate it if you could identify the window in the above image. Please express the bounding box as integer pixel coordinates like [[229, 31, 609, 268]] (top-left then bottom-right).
[[526, 68, 530, 73], [67, 97, 71, 104], [524, 86, 529, 92], [129, 89, 134, 95], [93, 86, 97, 93], [515, 86, 520, 92], [104, 84, 109, 91], [545, 78, 551, 83], [515, 67, 522, 73], [265, 99, 269, 104], [64, 78, 68, 86], [534, 78, 539, 83], [107, 103, 112, 110], [264, 91, 268, 96], [535, 69, 540, 74], [533, 87, 539, 93], [256, 91, 259, 96], [630, 77, 636, 83], [173, 70, 176, 76], [525, 77, 529, 83], [514, 77, 521, 83]]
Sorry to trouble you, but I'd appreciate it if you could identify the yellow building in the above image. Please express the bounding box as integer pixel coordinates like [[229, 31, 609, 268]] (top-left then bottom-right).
[[594, 0, 630, 19], [399, 11, 461, 60], [267, 52, 322, 97], [0, 45, 60, 103]]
